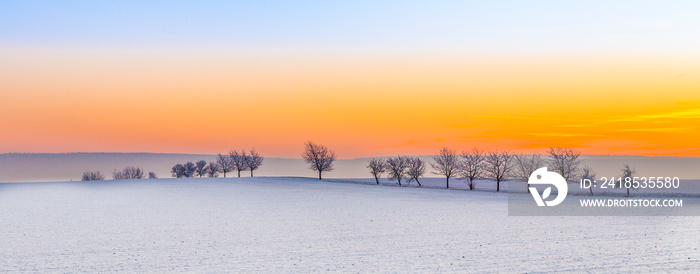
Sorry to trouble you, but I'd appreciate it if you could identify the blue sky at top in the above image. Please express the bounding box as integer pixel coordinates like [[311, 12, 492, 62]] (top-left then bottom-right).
[[1, 1, 699, 55]]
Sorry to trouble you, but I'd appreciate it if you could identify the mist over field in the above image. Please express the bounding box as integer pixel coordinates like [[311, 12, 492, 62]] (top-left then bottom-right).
[[1, 153, 698, 182]]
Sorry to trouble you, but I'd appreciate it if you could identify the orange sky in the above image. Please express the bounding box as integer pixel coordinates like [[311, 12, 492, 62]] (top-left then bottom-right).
[[2, 48, 699, 158]]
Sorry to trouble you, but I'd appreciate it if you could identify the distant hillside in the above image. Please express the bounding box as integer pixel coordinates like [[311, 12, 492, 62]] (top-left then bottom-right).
[[0, 153, 698, 182]]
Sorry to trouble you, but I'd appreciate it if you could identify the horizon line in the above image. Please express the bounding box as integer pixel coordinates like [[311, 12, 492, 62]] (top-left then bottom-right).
[[2, 152, 698, 159]]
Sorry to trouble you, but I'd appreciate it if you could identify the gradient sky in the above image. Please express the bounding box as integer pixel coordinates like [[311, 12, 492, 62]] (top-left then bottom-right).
[[2, 1, 700, 157]]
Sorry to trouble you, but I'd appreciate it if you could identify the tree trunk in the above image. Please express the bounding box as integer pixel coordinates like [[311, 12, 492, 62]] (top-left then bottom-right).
[[237, 170, 241, 177], [318, 171, 322, 180], [223, 172, 226, 178], [497, 179, 500, 192], [626, 187, 630, 197], [250, 170, 253, 177], [416, 178, 421, 187], [590, 186, 594, 195], [398, 178, 402, 186], [446, 177, 449, 189], [375, 176, 379, 185], [469, 179, 474, 190]]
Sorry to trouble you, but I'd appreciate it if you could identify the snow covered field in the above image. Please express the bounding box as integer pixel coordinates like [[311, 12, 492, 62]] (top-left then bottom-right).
[[1, 177, 698, 272]]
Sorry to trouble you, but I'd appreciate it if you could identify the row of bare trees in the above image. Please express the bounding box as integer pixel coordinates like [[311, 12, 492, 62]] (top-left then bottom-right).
[[366, 147, 591, 192], [172, 161, 208, 178], [301, 143, 592, 192], [365, 146, 638, 196], [82, 167, 157, 181], [81, 148, 267, 181], [367, 156, 426, 186], [219, 149, 264, 177], [426, 148, 514, 191], [85, 142, 335, 181], [367, 148, 513, 191], [81, 143, 637, 197], [171, 149, 265, 178], [112, 166, 145, 180]]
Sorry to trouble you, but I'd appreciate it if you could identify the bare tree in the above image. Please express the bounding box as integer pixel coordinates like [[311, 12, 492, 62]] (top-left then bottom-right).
[[183, 162, 196, 178], [513, 154, 544, 193], [547, 147, 583, 182], [620, 163, 636, 197], [243, 149, 264, 177], [301, 141, 336, 180], [195, 160, 207, 177], [206, 162, 219, 177], [460, 148, 484, 190], [81, 171, 105, 181], [366, 158, 386, 185], [580, 165, 596, 195], [148, 172, 157, 179], [431, 148, 461, 189], [386, 156, 409, 186], [485, 151, 513, 192], [216, 153, 234, 178], [171, 164, 185, 178], [406, 157, 426, 187], [229, 149, 249, 177]]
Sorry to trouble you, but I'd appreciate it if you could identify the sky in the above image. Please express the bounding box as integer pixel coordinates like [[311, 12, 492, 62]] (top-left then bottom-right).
[[2, 1, 700, 158]]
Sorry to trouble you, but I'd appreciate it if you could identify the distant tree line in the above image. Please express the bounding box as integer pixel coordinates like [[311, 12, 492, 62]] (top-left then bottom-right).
[[79, 142, 637, 197], [363, 146, 637, 196], [81, 166, 156, 181], [366, 156, 426, 186], [171, 149, 264, 178]]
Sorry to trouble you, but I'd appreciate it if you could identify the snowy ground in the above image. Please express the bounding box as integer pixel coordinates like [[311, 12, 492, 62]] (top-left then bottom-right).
[[1, 177, 698, 272]]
